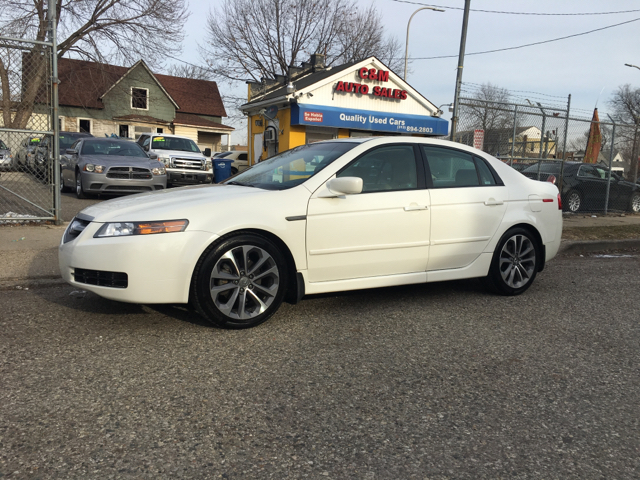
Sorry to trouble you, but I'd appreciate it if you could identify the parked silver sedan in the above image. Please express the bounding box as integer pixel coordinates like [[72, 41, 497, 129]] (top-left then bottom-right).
[[60, 138, 167, 198]]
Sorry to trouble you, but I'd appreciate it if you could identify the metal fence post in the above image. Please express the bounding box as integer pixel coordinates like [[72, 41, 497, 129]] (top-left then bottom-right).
[[558, 94, 571, 195], [604, 114, 617, 215], [48, 0, 61, 225], [509, 105, 518, 165]]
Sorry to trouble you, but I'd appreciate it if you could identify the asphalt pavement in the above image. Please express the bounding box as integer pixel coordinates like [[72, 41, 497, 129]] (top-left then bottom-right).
[[1, 213, 640, 288]]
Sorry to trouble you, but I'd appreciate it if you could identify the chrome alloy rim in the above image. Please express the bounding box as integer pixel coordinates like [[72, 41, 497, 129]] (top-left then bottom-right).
[[632, 194, 640, 213], [499, 234, 536, 289], [209, 245, 280, 320], [567, 192, 580, 212]]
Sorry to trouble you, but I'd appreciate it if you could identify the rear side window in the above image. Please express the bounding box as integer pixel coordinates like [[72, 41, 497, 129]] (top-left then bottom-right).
[[422, 146, 501, 188]]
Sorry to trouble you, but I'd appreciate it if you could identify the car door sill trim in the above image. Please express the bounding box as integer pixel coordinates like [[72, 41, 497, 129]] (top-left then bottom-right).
[[309, 241, 430, 256]]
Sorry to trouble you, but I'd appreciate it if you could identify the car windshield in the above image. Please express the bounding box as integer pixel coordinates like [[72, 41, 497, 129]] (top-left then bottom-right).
[[82, 140, 147, 157], [59, 135, 84, 150], [0, 140, 8, 149], [226, 142, 358, 190], [151, 136, 200, 152], [216, 152, 233, 158], [523, 163, 562, 174]]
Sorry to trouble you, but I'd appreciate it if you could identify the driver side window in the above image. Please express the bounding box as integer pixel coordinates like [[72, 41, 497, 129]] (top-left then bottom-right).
[[338, 145, 417, 193]]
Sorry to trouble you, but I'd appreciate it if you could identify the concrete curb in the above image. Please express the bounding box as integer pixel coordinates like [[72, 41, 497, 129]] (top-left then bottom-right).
[[558, 239, 640, 255]]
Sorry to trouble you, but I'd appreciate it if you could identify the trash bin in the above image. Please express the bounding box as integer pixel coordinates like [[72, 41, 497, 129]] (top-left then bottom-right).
[[213, 159, 234, 183]]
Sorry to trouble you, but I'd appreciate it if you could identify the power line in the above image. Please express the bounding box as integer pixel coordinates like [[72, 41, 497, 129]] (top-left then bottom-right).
[[392, 0, 640, 16], [410, 17, 640, 60]]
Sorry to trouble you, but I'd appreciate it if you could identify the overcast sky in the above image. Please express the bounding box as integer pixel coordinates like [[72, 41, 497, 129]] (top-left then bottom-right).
[[179, 0, 640, 143]]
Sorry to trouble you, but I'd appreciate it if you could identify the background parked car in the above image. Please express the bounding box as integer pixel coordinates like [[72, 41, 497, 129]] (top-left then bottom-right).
[[0, 139, 13, 171], [15, 136, 42, 171], [34, 131, 93, 181], [521, 161, 640, 213], [60, 137, 167, 198], [214, 150, 248, 174]]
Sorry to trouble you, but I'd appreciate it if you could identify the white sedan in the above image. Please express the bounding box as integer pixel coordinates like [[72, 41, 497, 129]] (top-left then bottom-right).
[[59, 137, 562, 329]]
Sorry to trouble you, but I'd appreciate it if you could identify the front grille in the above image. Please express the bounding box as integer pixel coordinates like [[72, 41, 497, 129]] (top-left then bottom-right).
[[106, 166, 152, 179], [74, 268, 128, 288], [173, 157, 203, 170], [63, 217, 91, 243]]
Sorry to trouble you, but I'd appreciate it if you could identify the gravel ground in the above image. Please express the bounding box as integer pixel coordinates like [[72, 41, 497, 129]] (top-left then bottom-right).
[[1, 254, 639, 479]]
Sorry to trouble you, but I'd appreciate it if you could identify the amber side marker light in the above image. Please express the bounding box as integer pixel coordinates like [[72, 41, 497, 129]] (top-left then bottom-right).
[[137, 220, 188, 235]]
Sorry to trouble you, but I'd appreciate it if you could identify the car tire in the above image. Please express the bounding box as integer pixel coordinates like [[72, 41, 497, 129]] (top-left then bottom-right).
[[486, 227, 540, 296], [60, 172, 71, 193], [629, 192, 640, 213], [565, 189, 581, 213], [231, 167, 238, 176], [75, 171, 87, 199], [191, 233, 288, 329]]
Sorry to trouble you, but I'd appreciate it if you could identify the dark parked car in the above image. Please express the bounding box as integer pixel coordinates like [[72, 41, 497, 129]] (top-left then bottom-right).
[[34, 131, 94, 180], [60, 138, 167, 198], [522, 161, 640, 213], [15, 136, 42, 171]]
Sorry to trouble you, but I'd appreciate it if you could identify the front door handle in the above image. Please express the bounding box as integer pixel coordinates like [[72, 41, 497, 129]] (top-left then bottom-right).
[[484, 199, 504, 206], [404, 204, 428, 211]]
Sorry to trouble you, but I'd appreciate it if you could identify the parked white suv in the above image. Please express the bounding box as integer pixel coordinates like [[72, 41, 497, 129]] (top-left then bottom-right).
[[137, 133, 212, 186]]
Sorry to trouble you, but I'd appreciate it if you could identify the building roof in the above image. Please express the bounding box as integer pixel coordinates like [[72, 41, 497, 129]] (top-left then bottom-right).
[[57, 58, 227, 117], [173, 112, 233, 130]]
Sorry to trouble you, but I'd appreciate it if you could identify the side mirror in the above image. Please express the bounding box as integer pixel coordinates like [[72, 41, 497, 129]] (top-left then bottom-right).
[[319, 176, 363, 197], [65, 148, 75, 155], [203, 148, 212, 157], [148, 153, 158, 160]]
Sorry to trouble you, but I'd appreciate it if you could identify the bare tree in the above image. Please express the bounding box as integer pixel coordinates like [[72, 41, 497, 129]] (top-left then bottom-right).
[[202, 0, 403, 83], [0, 0, 188, 129], [608, 84, 640, 180]]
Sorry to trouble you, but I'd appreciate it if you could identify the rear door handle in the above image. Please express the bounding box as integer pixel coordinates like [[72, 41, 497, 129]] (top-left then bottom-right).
[[404, 204, 428, 211], [484, 199, 504, 206]]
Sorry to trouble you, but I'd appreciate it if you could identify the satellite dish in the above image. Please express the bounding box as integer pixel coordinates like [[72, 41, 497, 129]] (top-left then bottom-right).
[[264, 105, 278, 120]]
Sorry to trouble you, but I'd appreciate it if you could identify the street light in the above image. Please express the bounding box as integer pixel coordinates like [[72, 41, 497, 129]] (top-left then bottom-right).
[[625, 63, 640, 71], [404, 6, 444, 81]]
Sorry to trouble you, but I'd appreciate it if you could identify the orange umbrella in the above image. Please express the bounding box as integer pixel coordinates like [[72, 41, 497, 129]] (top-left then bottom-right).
[[583, 108, 601, 164]]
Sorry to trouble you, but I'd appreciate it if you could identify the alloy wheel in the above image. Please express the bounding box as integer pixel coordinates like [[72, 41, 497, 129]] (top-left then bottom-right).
[[567, 191, 580, 212], [209, 245, 280, 320], [498, 234, 536, 289]]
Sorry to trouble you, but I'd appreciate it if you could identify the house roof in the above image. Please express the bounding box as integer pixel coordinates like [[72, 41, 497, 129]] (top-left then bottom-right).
[[57, 58, 227, 117], [173, 113, 234, 130]]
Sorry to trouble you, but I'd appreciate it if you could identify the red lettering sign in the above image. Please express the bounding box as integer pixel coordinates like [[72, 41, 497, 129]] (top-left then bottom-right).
[[358, 67, 390, 83], [304, 111, 323, 123]]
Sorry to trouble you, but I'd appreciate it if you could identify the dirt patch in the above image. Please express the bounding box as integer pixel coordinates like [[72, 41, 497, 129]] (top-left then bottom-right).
[[562, 225, 640, 241]]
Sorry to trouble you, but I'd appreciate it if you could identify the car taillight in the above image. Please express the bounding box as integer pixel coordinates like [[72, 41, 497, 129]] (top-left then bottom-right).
[[546, 175, 557, 185], [557, 193, 562, 210]]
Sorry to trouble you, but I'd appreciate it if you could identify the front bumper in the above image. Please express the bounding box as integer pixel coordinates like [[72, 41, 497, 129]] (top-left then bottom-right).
[[81, 171, 166, 194], [59, 220, 219, 304], [167, 168, 213, 185]]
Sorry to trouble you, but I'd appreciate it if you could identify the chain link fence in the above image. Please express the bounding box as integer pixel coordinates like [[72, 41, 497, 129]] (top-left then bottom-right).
[[0, 36, 58, 223], [454, 97, 640, 214]]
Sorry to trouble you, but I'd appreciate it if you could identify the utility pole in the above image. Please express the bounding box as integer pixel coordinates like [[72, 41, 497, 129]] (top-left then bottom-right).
[[450, 0, 471, 141]]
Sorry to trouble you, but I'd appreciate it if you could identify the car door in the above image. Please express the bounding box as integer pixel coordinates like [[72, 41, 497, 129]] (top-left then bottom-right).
[[421, 146, 507, 271], [306, 144, 430, 283], [62, 140, 82, 185]]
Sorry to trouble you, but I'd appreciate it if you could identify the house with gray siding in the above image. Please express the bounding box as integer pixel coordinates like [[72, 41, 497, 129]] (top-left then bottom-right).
[[56, 58, 233, 151]]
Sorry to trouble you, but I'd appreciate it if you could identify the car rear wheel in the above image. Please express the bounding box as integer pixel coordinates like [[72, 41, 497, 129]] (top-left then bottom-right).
[[486, 227, 539, 296], [191, 233, 288, 329], [629, 192, 640, 213], [75, 171, 87, 199], [565, 190, 581, 212]]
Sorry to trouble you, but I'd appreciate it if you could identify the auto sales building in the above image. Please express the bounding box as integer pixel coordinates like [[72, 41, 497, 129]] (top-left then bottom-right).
[[240, 55, 449, 164]]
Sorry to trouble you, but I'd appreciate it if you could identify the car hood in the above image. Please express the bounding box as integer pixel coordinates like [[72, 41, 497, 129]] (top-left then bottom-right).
[[82, 155, 162, 168], [77, 184, 276, 223]]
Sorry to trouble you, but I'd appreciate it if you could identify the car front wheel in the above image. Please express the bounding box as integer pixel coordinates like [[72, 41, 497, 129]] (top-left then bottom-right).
[[629, 192, 640, 213], [191, 233, 288, 329], [75, 171, 87, 199], [486, 227, 539, 296]]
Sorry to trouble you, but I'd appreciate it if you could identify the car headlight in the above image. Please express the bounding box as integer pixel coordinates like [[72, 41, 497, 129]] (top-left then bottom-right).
[[159, 156, 171, 166], [84, 164, 104, 173], [205, 160, 212, 170], [152, 166, 166, 175], [94, 220, 189, 238]]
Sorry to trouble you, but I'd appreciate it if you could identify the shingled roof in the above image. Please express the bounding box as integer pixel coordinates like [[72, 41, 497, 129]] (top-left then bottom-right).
[[57, 58, 227, 117]]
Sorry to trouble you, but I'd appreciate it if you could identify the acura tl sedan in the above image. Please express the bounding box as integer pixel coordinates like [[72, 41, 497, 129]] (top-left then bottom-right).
[[60, 137, 562, 329], [60, 138, 167, 198]]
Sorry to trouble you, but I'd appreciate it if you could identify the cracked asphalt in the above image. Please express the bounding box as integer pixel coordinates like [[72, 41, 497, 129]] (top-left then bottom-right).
[[1, 253, 639, 479]]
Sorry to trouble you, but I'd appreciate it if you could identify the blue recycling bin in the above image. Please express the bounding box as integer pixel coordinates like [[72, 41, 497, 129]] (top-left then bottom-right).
[[213, 159, 233, 183]]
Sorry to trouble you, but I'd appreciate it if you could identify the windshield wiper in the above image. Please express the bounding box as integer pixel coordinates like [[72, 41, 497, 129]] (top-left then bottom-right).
[[225, 181, 256, 187]]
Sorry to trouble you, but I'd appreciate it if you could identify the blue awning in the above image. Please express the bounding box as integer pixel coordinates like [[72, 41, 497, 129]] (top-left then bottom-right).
[[291, 103, 449, 136]]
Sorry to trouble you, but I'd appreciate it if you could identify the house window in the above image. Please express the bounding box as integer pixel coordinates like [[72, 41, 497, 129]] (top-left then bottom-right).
[[131, 87, 148, 110], [119, 125, 129, 138], [79, 119, 91, 134], [157, 127, 163, 134]]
